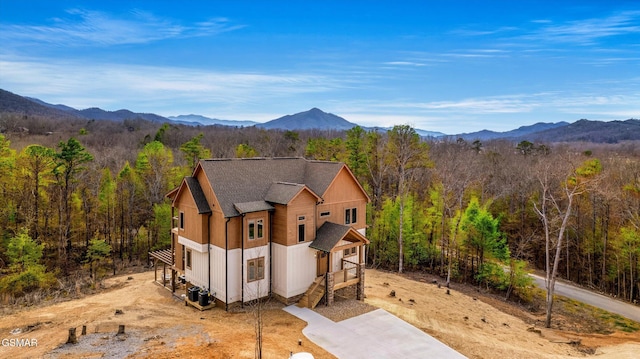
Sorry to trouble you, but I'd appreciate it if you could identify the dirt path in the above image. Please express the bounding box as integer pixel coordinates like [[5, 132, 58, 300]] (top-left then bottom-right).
[[1, 270, 638, 358]]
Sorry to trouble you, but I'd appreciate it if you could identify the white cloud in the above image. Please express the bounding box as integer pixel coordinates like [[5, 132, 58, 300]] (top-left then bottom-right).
[[524, 10, 640, 45], [0, 8, 245, 46], [383, 61, 427, 67], [0, 56, 341, 111]]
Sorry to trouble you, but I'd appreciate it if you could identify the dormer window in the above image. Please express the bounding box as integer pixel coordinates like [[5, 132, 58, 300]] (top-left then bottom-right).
[[248, 218, 264, 240]]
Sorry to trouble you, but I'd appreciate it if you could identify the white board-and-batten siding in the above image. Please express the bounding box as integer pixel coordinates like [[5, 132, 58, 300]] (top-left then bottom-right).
[[179, 235, 270, 304], [179, 235, 209, 290], [272, 242, 316, 299]]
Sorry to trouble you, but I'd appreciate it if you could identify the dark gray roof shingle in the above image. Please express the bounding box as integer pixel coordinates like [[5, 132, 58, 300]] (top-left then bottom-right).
[[234, 201, 275, 214], [310, 222, 352, 252], [185, 177, 212, 214], [198, 157, 342, 217]]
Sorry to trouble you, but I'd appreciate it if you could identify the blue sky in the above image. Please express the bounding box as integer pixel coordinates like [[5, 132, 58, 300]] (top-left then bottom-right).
[[1, 1, 639, 134]]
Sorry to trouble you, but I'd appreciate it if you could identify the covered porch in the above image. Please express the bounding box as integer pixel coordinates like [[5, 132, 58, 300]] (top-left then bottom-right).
[[298, 222, 369, 308], [149, 248, 183, 293]]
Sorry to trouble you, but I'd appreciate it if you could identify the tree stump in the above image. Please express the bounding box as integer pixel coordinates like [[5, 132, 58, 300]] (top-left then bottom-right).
[[66, 328, 78, 344], [117, 325, 125, 335]]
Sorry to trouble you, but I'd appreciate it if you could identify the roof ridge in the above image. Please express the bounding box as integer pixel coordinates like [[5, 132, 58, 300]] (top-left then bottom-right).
[[202, 156, 305, 162], [275, 181, 304, 186]]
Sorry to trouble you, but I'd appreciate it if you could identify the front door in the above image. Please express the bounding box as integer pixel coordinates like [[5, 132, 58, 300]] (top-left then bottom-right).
[[316, 251, 328, 277]]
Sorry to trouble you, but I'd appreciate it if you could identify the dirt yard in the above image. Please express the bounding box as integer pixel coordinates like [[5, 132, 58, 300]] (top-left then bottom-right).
[[1, 269, 638, 358]]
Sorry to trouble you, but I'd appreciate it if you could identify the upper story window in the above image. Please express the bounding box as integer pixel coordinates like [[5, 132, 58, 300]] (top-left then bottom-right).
[[345, 208, 357, 225], [179, 212, 185, 230], [320, 211, 330, 217], [298, 215, 305, 242], [248, 218, 264, 240]]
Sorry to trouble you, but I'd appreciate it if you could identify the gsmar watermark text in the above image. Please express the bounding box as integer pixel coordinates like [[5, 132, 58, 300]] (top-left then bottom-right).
[[2, 338, 38, 347]]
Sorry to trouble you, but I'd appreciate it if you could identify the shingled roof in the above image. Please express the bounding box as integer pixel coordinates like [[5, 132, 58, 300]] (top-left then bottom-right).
[[184, 177, 212, 214], [310, 222, 369, 252], [198, 157, 343, 218]]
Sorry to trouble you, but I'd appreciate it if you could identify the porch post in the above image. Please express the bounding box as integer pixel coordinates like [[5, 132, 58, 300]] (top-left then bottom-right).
[[356, 263, 365, 301], [327, 271, 335, 306]]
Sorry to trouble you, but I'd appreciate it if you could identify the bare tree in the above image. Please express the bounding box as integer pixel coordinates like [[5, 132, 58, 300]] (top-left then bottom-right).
[[533, 156, 602, 328], [386, 125, 430, 273]]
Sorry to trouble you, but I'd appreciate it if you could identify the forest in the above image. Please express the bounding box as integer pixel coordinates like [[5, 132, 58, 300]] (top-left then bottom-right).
[[1, 113, 639, 314]]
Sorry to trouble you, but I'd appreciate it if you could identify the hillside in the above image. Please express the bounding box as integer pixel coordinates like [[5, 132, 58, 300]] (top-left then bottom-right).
[[531, 119, 640, 143], [0, 89, 81, 120], [1, 269, 638, 358], [455, 122, 570, 141]]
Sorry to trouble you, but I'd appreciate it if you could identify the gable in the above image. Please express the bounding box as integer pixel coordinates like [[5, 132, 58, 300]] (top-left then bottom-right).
[[321, 165, 370, 204]]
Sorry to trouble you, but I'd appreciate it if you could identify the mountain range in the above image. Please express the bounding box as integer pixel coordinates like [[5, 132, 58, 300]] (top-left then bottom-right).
[[1, 88, 639, 143]]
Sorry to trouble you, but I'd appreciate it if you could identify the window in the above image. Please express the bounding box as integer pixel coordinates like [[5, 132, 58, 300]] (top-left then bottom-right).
[[248, 219, 264, 240], [298, 215, 306, 242], [345, 208, 357, 224], [343, 247, 357, 257], [248, 220, 255, 240], [257, 219, 263, 238], [320, 211, 330, 217], [186, 248, 192, 270], [179, 212, 185, 230], [247, 257, 265, 282], [181, 245, 186, 270]]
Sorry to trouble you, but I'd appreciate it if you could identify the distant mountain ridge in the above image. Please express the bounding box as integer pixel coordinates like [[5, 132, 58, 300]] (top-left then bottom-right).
[[167, 114, 258, 127], [455, 122, 570, 141], [1, 88, 638, 143], [257, 107, 356, 131]]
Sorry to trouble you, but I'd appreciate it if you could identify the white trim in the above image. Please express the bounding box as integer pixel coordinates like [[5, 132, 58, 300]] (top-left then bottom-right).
[[178, 235, 208, 253]]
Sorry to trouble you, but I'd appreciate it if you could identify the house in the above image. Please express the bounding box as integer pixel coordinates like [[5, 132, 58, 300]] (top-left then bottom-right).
[[150, 157, 369, 309]]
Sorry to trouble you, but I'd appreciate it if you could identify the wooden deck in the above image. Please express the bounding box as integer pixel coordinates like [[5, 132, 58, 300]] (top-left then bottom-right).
[[185, 297, 217, 311]]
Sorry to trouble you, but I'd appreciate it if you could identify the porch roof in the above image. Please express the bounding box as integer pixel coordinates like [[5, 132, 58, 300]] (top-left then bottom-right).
[[149, 249, 172, 266], [234, 200, 275, 214], [310, 222, 369, 253]]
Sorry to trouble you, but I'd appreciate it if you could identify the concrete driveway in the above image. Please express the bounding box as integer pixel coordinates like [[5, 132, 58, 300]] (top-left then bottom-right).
[[284, 305, 466, 359]]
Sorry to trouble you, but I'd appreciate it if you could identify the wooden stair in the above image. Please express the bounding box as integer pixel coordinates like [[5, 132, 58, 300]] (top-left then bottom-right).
[[298, 275, 326, 309]]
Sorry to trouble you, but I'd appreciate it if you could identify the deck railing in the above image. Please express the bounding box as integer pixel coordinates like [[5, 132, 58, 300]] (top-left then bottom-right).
[[333, 259, 361, 287]]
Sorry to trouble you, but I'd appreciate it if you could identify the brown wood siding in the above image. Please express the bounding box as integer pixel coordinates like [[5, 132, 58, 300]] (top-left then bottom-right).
[[226, 216, 242, 249], [317, 167, 368, 231], [285, 190, 317, 246], [210, 212, 227, 249], [271, 204, 288, 246], [194, 167, 228, 250], [173, 188, 207, 244], [243, 211, 270, 249]]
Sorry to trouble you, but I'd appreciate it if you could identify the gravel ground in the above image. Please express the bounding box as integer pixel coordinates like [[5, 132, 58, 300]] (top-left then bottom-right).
[[313, 287, 376, 322], [44, 324, 212, 358]]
